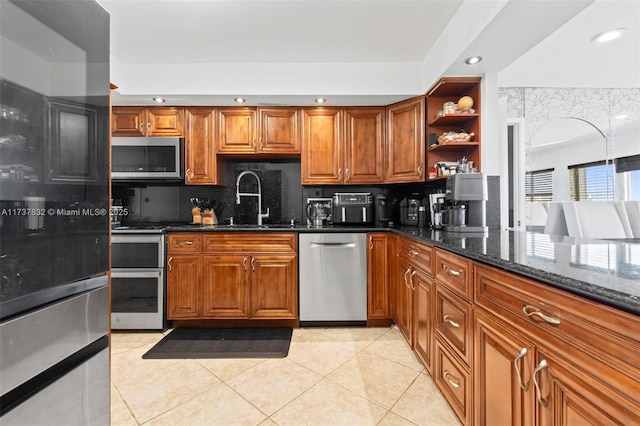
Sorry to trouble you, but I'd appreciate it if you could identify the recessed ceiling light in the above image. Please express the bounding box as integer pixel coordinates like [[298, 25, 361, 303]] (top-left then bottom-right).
[[152, 96, 165, 103], [314, 97, 327, 104], [465, 56, 483, 65], [592, 28, 626, 44], [614, 113, 628, 120], [234, 97, 246, 104]]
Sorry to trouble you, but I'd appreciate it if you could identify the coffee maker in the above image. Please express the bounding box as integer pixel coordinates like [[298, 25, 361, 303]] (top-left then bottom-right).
[[306, 197, 332, 227], [442, 173, 488, 233]]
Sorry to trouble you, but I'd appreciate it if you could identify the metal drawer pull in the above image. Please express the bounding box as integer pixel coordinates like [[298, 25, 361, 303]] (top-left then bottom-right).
[[444, 266, 461, 277], [167, 257, 172, 271], [409, 270, 417, 290], [404, 268, 411, 289], [443, 370, 460, 388], [513, 348, 529, 391], [533, 359, 549, 407], [522, 305, 560, 325], [178, 240, 194, 247], [251, 257, 255, 272], [409, 249, 419, 257], [243, 256, 248, 271], [443, 314, 460, 328], [369, 236, 373, 250]]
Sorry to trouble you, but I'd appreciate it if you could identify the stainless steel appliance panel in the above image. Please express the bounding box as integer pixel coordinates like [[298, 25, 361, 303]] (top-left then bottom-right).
[[111, 270, 164, 329], [111, 137, 182, 180], [299, 233, 367, 321], [0, 347, 110, 426], [0, 283, 108, 396], [111, 234, 165, 268]]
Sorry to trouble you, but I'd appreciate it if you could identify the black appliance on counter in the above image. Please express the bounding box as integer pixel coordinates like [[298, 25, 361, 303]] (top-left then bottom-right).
[[400, 193, 426, 226], [374, 194, 392, 227], [332, 193, 374, 225], [1, 1, 110, 424]]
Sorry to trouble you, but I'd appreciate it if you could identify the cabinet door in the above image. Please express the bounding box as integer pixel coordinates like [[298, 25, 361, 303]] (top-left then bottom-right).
[[47, 99, 101, 183], [386, 97, 425, 183], [413, 269, 434, 374], [367, 233, 392, 320], [343, 107, 385, 184], [184, 107, 224, 185], [474, 311, 535, 426], [257, 107, 300, 154], [147, 107, 184, 136], [250, 254, 297, 319], [166, 254, 201, 319], [535, 349, 639, 426], [396, 258, 414, 345], [301, 107, 342, 184], [111, 107, 146, 136], [201, 254, 250, 318], [217, 108, 257, 154]]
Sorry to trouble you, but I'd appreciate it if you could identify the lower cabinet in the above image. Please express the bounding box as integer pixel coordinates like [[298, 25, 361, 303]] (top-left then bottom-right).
[[412, 268, 433, 374], [167, 232, 298, 320], [367, 233, 392, 321]]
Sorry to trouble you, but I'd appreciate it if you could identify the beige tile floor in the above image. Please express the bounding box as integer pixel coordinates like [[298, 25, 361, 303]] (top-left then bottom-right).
[[110, 326, 461, 426]]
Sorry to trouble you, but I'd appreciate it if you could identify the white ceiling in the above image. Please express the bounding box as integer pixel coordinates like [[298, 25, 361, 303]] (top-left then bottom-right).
[[98, 0, 639, 106]]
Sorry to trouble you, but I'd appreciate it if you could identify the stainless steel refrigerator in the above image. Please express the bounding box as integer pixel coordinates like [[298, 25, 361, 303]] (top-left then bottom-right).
[[0, 1, 111, 424]]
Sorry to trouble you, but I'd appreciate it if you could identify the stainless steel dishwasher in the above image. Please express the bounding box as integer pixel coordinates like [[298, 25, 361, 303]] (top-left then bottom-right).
[[299, 233, 367, 323]]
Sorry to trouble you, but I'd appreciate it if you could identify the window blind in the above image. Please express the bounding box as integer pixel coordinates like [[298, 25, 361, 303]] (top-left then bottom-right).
[[525, 169, 553, 202], [568, 160, 614, 200]]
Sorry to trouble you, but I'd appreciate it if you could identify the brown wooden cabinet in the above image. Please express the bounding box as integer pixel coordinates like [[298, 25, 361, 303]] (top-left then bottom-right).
[[184, 107, 225, 185], [257, 107, 301, 155], [217, 107, 300, 155], [474, 263, 640, 426], [426, 77, 481, 180], [301, 107, 343, 184], [385, 96, 425, 183], [343, 107, 385, 184], [217, 107, 257, 154], [167, 232, 297, 320], [302, 107, 385, 184], [112, 106, 184, 137], [367, 233, 392, 322]]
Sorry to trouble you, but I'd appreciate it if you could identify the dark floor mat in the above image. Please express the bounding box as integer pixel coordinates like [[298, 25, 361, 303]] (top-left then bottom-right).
[[142, 327, 293, 359]]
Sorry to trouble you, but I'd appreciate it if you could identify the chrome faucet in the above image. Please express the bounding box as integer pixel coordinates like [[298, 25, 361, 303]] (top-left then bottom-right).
[[235, 170, 269, 226]]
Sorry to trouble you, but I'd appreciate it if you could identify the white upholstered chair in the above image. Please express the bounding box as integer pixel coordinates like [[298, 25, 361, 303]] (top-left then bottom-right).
[[624, 201, 640, 238], [561, 201, 634, 239]]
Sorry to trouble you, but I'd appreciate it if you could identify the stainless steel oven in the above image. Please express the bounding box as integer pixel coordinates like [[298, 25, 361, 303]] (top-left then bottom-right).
[[111, 232, 166, 329]]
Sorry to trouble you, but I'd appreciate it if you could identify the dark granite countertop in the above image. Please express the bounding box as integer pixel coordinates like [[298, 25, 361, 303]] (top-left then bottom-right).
[[163, 223, 640, 316]]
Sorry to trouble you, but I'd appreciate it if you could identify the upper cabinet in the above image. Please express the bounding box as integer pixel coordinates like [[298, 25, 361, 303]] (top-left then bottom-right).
[[301, 106, 386, 185], [217, 107, 301, 155], [184, 107, 225, 185], [426, 77, 481, 180], [112, 106, 184, 137], [386, 96, 425, 183]]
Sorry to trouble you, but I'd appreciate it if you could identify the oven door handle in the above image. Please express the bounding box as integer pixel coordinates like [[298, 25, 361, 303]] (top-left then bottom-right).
[[110, 270, 162, 278]]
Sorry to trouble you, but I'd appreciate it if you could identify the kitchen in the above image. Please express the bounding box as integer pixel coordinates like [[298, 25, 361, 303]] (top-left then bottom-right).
[[1, 1, 639, 425]]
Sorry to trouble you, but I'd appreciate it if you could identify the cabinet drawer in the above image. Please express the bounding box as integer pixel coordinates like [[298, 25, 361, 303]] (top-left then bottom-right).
[[203, 233, 296, 253], [167, 233, 202, 253], [474, 263, 640, 373], [435, 283, 472, 366], [434, 249, 472, 301], [398, 237, 432, 275], [435, 338, 470, 425]]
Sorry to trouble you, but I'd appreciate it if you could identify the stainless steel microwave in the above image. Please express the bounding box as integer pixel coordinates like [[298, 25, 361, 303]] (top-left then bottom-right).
[[111, 137, 182, 180]]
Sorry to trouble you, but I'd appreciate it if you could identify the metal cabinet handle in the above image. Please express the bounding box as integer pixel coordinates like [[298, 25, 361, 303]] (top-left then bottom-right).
[[418, 164, 423, 177], [251, 257, 255, 272], [345, 168, 351, 180], [178, 240, 194, 247], [338, 168, 342, 181], [409, 249, 419, 257], [259, 136, 263, 149], [369, 236, 373, 250], [147, 122, 151, 132], [404, 268, 411, 289], [443, 370, 460, 388], [443, 314, 460, 328], [252, 138, 256, 149], [167, 257, 172, 271], [513, 347, 529, 391], [533, 359, 548, 407], [444, 266, 461, 277], [522, 305, 560, 325], [243, 256, 248, 271], [139, 123, 144, 133], [409, 270, 417, 290], [185, 168, 193, 180]]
